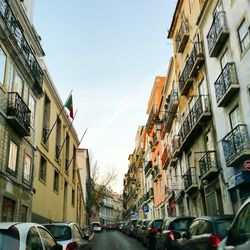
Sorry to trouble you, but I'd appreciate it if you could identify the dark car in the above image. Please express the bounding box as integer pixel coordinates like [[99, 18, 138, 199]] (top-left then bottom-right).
[[180, 215, 234, 250], [141, 219, 163, 249], [155, 216, 195, 250], [138, 219, 151, 242], [219, 197, 250, 250], [128, 219, 138, 237]]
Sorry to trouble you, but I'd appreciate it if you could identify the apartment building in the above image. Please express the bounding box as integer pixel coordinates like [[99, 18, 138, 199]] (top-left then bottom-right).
[[198, 0, 250, 213], [0, 0, 44, 221]]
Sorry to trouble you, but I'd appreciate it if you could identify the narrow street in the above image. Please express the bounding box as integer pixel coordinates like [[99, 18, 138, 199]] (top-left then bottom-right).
[[91, 231, 147, 250]]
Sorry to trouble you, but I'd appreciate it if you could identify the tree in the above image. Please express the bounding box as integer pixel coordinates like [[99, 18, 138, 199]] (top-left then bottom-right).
[[88, 152, 118, 217]]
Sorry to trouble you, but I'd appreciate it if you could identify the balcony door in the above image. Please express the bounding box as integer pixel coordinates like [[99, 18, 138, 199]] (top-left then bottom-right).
[[229, 106, 241, 129]]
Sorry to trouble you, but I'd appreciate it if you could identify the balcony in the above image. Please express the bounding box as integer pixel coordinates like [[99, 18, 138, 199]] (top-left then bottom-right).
[[189, 42, 204, 78], [176, 21, 189, 53], [161, 146, 169, 170], [148, 187, 154, 200], [145, 161, 152, 176], [183, 167, 198, 193], [153, 165, 161, 182], [151, 132, 159, 152], [6, 92, 31, 136], [179, 58, 194, 96], [199, 151, 219, 180], [0, 0, 43, 94], [214, 63, 239, 107], [207, 11, 229, 57], [164, 90, 179, 133], [178, 95, 211, 151], [222, 124, 250, 167], [172, 135, 181, 157], [146, 104, 158, 134]]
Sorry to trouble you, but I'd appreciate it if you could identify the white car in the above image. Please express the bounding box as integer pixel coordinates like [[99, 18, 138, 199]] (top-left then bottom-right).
[[91, 222, 102, 232], [219, 196, 250, 250], [44, 222, 91, 250], [0, 222, 62, 250]]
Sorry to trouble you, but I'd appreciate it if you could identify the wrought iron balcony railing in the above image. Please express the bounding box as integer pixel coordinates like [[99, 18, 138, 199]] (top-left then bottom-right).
[[199, 151, 218, 180], [178, 95, 210, 150], [176, 20, 189, 53], [7, 92, 31, 136], [146, 104, 158, 133], [189, 42, 204, 77], [222, 124, 250, 166], [148, 187, 154, 199], [163, 90, 178, 133], [153, 165, 161, 181], [207, 11, 229, 57], [145, 161, 152, 176], [151, 132, 159, 151], [214, 62, 239, 107], [179, 58, 193, 95], [0, 0, 43, 93], [183, 167, 198, 191]]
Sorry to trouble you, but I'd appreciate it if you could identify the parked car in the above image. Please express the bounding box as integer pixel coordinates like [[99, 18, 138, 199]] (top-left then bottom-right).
[[134, 219, 143, 239], [138, 219, 151, 242], [141, 219, 163, 249], [44, 222, 91, 250], [219, 197, 250, 250], [127, 219, 138, 237], [91, 222, 102, 232], [180, 215, 234, 250], [155, 216, 195, 250], [0, 222, 63, 250]]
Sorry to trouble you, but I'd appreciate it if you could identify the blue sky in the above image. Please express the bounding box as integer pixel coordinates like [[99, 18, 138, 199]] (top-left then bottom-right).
[[34, 0, 177, 192]]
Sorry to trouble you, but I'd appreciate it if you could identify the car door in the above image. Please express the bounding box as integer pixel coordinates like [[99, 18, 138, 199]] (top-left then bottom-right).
[[223, 202, 250, 250], [37, 226, 58, 250]]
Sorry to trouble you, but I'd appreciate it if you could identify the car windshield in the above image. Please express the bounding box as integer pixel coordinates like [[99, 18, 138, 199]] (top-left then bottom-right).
[[0, 228, 20, 250], [173, 219, 193, 231], [44, 225, 72, 241], [216, 219, 234, 238], [92, 223, 101, 227], [153, 220, 163, 228]]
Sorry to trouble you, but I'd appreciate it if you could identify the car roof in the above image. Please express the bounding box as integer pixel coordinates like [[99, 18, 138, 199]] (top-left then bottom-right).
[[0, 222, 44, 230], [193, 215, 234, 222]]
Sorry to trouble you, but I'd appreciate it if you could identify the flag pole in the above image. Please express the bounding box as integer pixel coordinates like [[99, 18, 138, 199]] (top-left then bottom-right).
[[44, 90, 73, 144], [57, 109, 78, 158], [66, 128, 88, 170]]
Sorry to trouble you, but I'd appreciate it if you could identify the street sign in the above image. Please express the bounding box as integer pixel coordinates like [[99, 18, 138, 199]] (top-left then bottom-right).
[[244, 160, 250, 171], [142, 205, 149, 213]]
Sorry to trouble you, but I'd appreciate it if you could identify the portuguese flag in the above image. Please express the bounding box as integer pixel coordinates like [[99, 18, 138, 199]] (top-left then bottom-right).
[[65, 94, 73, 119]]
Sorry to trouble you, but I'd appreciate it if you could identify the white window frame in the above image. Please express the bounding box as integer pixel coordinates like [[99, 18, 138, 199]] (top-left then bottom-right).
[[0, 46, 6, 85], [237, 18, 250, 53], [8, 141, 18, 172]]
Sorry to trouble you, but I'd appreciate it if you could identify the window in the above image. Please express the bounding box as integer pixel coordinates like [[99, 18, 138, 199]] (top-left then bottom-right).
[[72, 146, 76, 182], [20, 205, 28, 222], [238, 18, 250, 53], [29, 94, 36, 127], [72, 189, 75, 206], [55, 119, 61, 159], [24, 154, 31, 181], [6, 60, 13, 92], [39, 156, 47, 182], [229, 106, 241, 129], [26, 227, 43, 250], [230, 202, 250, 246], [37, 227, 57, 248], [42, 94, 51, 144], [8, 141, 18, 173], [53, 170, 59, 192], [13, 71, 23, 97], [2, 197, 15, 222], [220, 49, 229, 69], [0, 46, 6, 85]]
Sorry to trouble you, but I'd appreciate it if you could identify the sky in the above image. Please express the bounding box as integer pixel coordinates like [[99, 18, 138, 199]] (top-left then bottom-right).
[[33, 0, 177, 193]]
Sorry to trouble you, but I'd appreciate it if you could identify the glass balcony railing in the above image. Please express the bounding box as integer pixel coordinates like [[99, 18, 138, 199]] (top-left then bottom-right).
[[222, 124, 250, 166], [7, 92, 31, 136], [207, 11, 229, 57], [214, 63, 239, 107], [0, 0, 43, 93]]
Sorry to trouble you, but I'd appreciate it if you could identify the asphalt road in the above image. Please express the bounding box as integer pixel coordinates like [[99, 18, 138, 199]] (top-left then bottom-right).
[[91, 230, 147, 250]]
